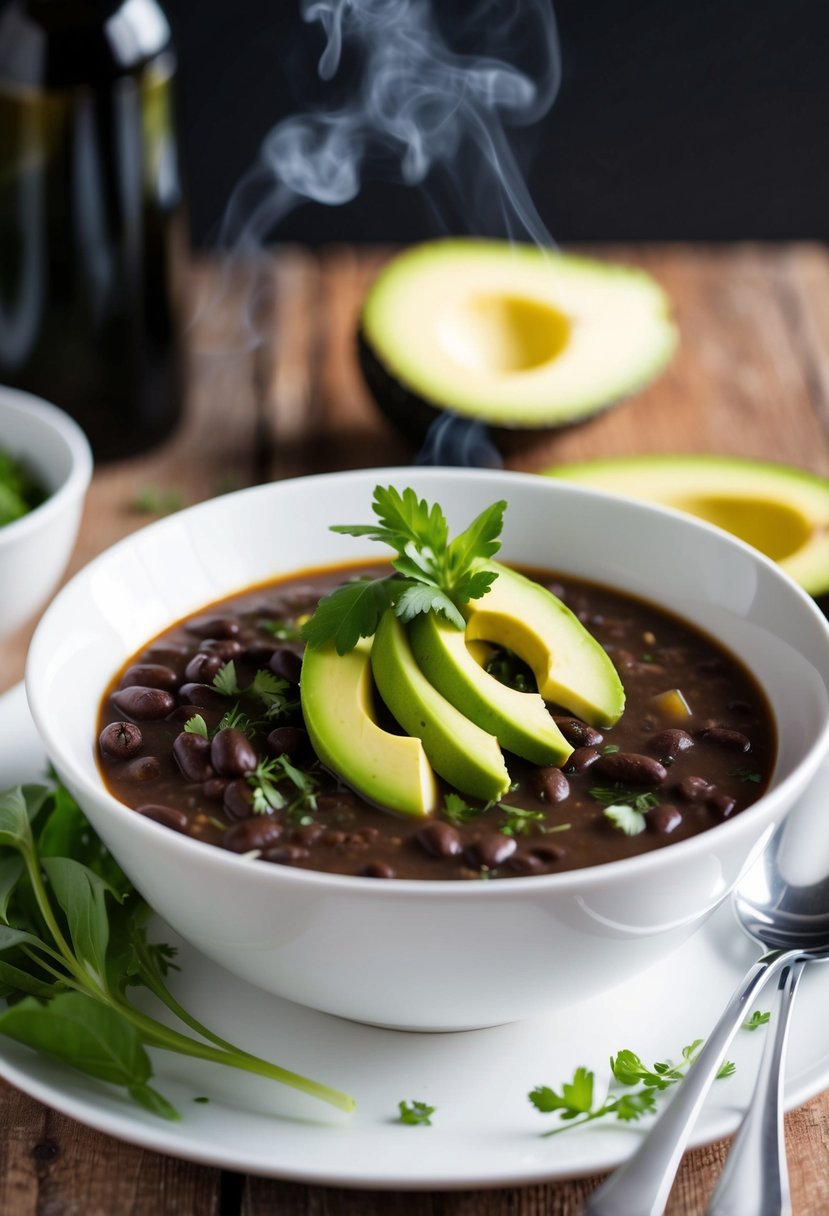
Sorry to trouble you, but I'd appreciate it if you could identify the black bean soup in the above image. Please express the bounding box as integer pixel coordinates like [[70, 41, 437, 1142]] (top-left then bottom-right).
[[97, 562, 776, 880]]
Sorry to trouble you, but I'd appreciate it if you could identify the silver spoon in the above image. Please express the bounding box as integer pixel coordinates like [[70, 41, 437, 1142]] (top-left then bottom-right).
[[585, 786, 829, 1216]]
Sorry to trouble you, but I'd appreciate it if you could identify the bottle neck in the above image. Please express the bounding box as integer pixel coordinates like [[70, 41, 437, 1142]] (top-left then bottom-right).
[[0, 0, 173, 90]]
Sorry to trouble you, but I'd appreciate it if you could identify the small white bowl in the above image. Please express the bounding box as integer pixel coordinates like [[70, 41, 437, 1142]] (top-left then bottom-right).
[[0, 387, 92, 640], [25, 469, 829, 1030]]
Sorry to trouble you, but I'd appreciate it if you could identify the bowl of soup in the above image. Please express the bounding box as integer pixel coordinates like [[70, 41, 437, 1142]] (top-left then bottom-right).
[[25, 468, 829, 1029]]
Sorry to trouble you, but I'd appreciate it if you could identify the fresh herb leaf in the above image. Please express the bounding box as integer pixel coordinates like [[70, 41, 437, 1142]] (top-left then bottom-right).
[[443, 793, 485, 826], [212, 661, 242, 698], [601, 744, 620, 755], [743, 1009, 771, 1031], [0, 447, 46, 526], [500, 806, 546, 837], [531, 1037, 735, 1137], [183, 715, 209, 740], [590, 786, 661, 815], [0, 781, 355, 1118], [261, 620, 304, 643], [302, 486, 507, 652], [246, 760, 287, 816], [603, 804, 647, 836], [729, 768, 762, 784], [398, 1099, 436, 1126]]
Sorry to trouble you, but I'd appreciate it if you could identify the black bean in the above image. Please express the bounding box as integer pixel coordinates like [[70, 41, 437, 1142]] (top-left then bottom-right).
[[708, 790, 738, 820], [262, 844, 310, 865], [266, 726, 308, 760], [198, 638, 244, 660], [243, 643, 278, 665], [222, 818, 284, 853], [592, 752, 667, 787], [119, 664, 179, 692], [111, 686, 175, 721], [463, 835, 517, 869], [269, 648, 303, 685], [552, 717, 604, 748], [533, 766, 570, 802], [184, 652, 224, 684], [136, 804, 189, 833], [362, 861, 396, 879], [648, 729, 694, 762], [321, 829, 347, 846], [648, 804, 683, 834], [178, 683, 227, 710], [121, 756, 161, 783], [99, 721, 143, 760], [211, 728, 258, 777], [172, 732, 215, 782], [564, 746, 601, 773], [165, 704, 220, 728], [502, 851, 545, 875], [532, 843, 566, 863], [186, 616, 240, 639], [223, 778, 255, 821], [202, 778, 229, 801], [416, 821, 462, 858], [676, 775, 712, 803], [697, 727, 751, 752], [291, 824, 324, 847]]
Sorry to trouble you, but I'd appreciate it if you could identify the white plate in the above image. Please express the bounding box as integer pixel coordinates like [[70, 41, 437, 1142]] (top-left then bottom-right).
[[2, 680, 829, 1189]]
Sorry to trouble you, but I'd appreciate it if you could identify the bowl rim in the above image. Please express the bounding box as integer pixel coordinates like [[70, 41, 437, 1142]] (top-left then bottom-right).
[[25, 465, 829, 898], [0, 386, 93, 545]]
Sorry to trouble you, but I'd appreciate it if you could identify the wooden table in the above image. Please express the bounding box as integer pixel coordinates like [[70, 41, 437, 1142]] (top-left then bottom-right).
[[2, 244, 829, 1214]]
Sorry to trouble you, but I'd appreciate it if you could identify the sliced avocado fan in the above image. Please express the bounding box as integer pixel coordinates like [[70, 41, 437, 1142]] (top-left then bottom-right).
[[545, 454, 829, 598], [359, 239, 677, 438]]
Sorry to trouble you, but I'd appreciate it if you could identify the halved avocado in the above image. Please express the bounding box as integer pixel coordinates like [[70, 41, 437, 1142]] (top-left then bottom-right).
[[371, 609, 510, 802], [358, 239, 677, 441], [545, 455, 829, 598], [301, 639, 438, 818]]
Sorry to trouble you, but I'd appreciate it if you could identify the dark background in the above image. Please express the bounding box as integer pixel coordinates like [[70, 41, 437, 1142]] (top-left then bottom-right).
[[166, 0, 826, 248]]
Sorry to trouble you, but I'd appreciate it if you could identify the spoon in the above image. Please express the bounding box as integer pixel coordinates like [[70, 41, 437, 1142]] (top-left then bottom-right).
[[584, 785, 829, 1216]]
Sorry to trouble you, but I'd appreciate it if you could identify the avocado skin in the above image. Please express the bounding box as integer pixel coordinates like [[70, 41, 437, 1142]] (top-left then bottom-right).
[[357, 329, 619, 454]]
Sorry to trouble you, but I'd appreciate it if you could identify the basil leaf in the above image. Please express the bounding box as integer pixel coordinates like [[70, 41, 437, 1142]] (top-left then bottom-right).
[[128, 1082, 181, 1121], [0, 787, 34, 852], [42, 857, 120, 981], [0, 855, 24, 922], [0, 958, 61, 999]]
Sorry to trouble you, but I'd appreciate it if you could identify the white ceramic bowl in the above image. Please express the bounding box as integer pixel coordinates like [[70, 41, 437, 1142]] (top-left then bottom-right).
[[25, 469, 829, 1030], [0, 387, 92, 640]]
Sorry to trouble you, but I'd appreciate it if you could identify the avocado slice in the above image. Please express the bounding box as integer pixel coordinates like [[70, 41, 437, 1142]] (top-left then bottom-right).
[[359, 239, 677, 440], [371, 609, 510, 803], [545, 455, 829, 597], [301, 639, 438, 818], [408, 613, 574, 767], [466, 563, 626, 727]]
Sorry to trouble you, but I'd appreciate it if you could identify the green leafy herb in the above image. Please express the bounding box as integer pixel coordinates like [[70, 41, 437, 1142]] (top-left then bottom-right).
[[729, 768, 762, 784], [130, 485, 184, 516], [601, 744, 620, 755], [0, 448, 46, 527], [212, 663, 296, 722], [442, 793, 486, 826], [398, 1099, 436, 1126], [183, 715, 209, 740], [590, 786, 661, 814], [0, 782, 354, 1119], [500, 806, 546, 837], [530, 1039, 735, 1137], [743, 1009, 771, 1031], [261, 620, 304, 643], [603, 804, 647, 836], [245, 755, 319, 821], [301, 486, 507, 653], [246, 759, 287, 816]]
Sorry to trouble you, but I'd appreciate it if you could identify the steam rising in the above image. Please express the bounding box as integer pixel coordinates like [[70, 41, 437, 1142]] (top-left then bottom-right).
[[221, 0, 561, 251]]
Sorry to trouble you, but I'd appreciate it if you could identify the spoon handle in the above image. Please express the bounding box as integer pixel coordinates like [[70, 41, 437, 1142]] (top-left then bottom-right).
[[705, 958, 806, 1216], [585, 949, 793, 1216]]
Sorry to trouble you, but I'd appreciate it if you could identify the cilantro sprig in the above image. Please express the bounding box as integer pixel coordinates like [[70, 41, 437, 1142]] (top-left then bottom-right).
[[301, 486, 506, 654], [0, 782, 353, 1118], [398, 1099, 436, 1126], [530, 1039, 736, 1137]]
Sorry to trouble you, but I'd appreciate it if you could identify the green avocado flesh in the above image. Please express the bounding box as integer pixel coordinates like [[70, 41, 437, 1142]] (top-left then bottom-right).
[[371, 610, 510, 802], [301, 640, 438, 818], [359, 239, 677, 433], [466, 563, 626, 727], [545, 455, 829, 597]]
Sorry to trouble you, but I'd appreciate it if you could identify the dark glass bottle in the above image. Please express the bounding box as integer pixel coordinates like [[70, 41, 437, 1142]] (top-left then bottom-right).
[[0, 0, 185, 459]]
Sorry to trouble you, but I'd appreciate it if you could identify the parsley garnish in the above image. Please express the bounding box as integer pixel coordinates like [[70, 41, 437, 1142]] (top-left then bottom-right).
[[743, 1009, 770, 1031], [443, 792, 485, 825], [0, 782, 353, 1117], [500, 806, 546, 837], [261, 619, 304, 642], [398, 1099, 436, 1126], [301, 486, 506, 654], [211, 662, 296, 721], [729, 767, 762, 784], [246, 755, 319, 820], [590, 786, 661, 814], [530, 1039, 735, 1137], [603, 804, 647, 836], [183, 715, 209, 740]]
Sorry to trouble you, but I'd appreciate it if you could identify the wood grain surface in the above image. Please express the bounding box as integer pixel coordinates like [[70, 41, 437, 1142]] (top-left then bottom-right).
[[1, 244, 829, 1215]]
